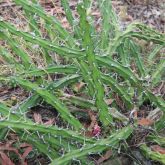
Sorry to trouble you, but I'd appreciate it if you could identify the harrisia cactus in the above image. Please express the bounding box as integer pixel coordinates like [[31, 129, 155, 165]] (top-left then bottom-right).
[[0, 120, 94, 144], [14, 0, 76, 47], [12, 77, 83, 130], [77, 3, 113, 125], [51, 126, 133, 164], [140, 144, 165, 164], [0, 0, 164, 164], [0, 31, 32, 69], [0, 20, 85, 58]]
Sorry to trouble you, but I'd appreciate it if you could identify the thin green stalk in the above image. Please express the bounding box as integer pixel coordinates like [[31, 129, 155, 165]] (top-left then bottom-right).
[[147, 135, 165, 146], [0, 46, 23, 71], [145, 90, 165, 111]]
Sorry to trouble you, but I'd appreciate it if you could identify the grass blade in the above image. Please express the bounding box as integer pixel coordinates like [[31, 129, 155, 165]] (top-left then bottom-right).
[[0, 46, 23, 71], [154, 113, 165, 131], [0, 103, 20, 120], [21, 134, 58, 159], [0, 46, 17, 64], [117, 38, 130, 66], [132, 23, 165, 45], [147, 135, 165, 146]]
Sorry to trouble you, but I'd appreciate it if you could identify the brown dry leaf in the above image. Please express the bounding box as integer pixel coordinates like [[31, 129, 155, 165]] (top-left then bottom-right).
[[97, 150, 112, 164], [11, 95, 17, 101], [88, 111, 97, 130], [44, 118, 55, 126], [73, 82, 85, 92], [61, 17, 70, 29], [84, 110, 98, 137], [0, 151, 15, 165], [9, 133, 19, 141], [86, 111, 101, 137], [112, 0, 122, 7], [0, 56, 5, 64], [0, 140, 16, 150], [0, 90, 9, 96], [134, 110, 138, 118], [0, 141, 22, 165], [125, 15, 133, 21], [91, 11, 100, 17], [113, 94, 125, 110], [138, 118, 154, 126], [20, 143, 33, 160], [84, 129, 93, 137], [50, 7, 64, 15], [0, 141, 32, 165], [92, 124, 101, 137], [131, 61, 137, 73], [151, 145, 165, 154], [105, 99, 113, 105], [119, 6, 128, 21], [39, 0, 54, 7], [131, 0, 155, 5], [33, 112, 43, 124], [33, 112, 55, 125]]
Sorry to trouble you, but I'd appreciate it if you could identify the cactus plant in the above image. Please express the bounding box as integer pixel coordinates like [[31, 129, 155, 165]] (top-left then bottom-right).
[[0, 0, 164, 164]]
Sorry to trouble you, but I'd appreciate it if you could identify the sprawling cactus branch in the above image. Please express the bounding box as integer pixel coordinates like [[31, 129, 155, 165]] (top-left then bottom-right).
[[0, 0, 164, 164]]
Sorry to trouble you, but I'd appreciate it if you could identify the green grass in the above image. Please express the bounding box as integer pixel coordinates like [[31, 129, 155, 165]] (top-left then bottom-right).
[[0, 0, 165, 164]]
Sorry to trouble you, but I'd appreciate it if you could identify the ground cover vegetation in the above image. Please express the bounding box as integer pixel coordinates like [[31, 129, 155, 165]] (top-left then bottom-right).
[[0, 0, 164, 164]]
